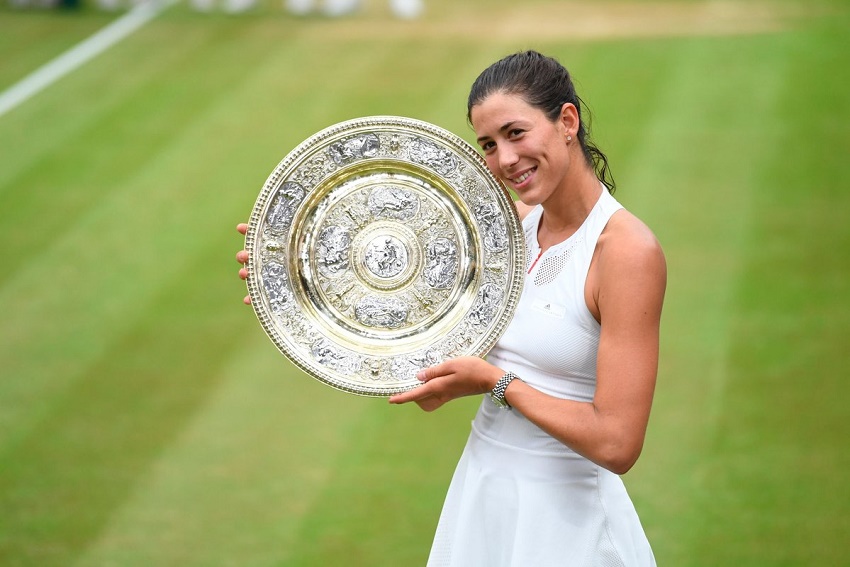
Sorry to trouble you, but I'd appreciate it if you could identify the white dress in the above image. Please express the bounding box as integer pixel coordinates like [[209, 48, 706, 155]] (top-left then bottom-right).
[[427, 189, 656, 567]]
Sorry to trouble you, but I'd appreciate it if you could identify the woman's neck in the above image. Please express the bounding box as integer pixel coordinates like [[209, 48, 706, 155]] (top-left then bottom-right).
[[537, 166, 602, 250]]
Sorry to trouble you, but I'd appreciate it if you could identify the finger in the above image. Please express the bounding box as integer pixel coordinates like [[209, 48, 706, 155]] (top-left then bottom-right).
[[388, 384, 430, 405], [243, 295, 252, 305], [236, 250, 249, 264], [417, 360, 452, 382], [388, 391, 417, 404], [238, 267, 248, 280], [237, 223, 248, 235]]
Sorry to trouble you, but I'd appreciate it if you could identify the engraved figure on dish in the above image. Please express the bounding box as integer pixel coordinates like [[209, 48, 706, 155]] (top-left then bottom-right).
[[444, 323, 476, 352], [474, 201, 509, 251], [423, 237, 458, 289], [266, 182, 305, 233], [328, 133, 380, 166], [367, 186, 420, 220], [355, 295, 409, 328], [311, 339, 361, 375], [261, 261, 295, 313], [364, 236, 408, 279], [468, 282, 503, 327], [391, 348, 442, 381], [317, 225, 351, 276], [409, 137, 458, 176], [325, 280, 356, 312]]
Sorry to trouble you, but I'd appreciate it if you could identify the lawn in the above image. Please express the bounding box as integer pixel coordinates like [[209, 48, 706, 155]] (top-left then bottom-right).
[[1, 0, 848, 565]]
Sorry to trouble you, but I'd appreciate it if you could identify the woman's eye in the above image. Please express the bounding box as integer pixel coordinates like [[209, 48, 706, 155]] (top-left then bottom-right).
[[481, 141, 495, 153], [508, 129, 524, 138]]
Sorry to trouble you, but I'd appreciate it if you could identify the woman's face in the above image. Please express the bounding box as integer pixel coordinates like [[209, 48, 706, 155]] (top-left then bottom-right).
[[470, 92, 573, 207]]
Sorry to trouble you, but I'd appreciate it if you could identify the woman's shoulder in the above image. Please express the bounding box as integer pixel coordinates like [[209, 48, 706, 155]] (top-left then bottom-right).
[[588, 207, 666, 321], [599, 208, 666, 278]]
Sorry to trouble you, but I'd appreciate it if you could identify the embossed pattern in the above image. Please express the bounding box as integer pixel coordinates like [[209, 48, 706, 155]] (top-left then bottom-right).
[[245, 117, 525, 396]]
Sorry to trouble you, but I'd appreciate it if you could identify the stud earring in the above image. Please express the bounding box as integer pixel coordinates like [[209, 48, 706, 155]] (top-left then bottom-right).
[[566, 135, 572, 142]]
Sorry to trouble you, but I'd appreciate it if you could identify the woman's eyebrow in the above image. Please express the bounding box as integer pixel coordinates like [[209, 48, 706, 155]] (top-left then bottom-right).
[[476, 121, 517, 144]]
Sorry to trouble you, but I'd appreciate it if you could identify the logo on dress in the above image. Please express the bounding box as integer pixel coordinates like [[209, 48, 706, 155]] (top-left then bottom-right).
[[531, 298, 566, 318]]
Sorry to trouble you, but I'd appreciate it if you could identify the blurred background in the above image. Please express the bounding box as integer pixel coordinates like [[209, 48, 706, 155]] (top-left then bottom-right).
[[1, 0, 849, 565]]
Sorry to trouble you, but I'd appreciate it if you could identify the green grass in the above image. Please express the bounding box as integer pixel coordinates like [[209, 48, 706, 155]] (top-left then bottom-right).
[[1, 0, 849, 565]]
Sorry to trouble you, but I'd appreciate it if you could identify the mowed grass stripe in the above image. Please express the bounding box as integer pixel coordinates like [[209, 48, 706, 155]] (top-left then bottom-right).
[[0, 15, 332, 449], [0, 8, 115, 89], [278, 398, 480, 567], [0, 4, 204, 200], [68, 340, 369, 567], [694, 19, 850, 564], [631, 35, 793, 565], [612, 15, 850, 563], [0, 238, 254, 565]]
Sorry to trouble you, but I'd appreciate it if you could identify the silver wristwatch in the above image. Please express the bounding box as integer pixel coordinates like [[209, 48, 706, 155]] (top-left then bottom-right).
[[490, 371, 520, 409]]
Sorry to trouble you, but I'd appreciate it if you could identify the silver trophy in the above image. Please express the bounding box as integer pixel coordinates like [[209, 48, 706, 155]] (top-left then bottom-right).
[[245, 116, 525, 396]]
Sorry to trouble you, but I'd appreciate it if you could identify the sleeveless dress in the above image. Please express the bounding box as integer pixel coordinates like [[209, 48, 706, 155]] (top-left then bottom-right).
[[427, 188, 656, 567]]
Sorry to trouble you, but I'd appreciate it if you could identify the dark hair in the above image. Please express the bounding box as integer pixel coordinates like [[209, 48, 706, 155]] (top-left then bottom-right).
[[467, 50, 615, 193]]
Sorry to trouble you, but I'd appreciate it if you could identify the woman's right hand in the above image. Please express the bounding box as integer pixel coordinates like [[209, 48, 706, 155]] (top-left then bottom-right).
[[388, 356, 504, 412], [236, 223, 251, 305]]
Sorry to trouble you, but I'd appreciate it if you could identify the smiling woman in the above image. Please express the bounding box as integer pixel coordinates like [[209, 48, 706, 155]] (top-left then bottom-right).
[[385, 50, 667, 566]]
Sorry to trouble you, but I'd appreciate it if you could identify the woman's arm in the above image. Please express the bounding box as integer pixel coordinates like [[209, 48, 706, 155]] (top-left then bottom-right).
[[510, 213, 665, 473]]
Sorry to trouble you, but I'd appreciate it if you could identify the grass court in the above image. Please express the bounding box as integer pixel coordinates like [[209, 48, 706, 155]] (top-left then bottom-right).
[[1, 0, 849, 564]]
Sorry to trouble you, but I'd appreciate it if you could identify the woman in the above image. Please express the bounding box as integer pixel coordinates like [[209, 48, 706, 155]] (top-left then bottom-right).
[[389, 50, 665, 565], [237, 50, 666, 566]]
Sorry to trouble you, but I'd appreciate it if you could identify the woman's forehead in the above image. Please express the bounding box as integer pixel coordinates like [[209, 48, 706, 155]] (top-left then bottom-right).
[[471, 93, 542, 130]]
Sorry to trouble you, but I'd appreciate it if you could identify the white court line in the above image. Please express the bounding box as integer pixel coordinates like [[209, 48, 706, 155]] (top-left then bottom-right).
[[0, 0, 177, 118]]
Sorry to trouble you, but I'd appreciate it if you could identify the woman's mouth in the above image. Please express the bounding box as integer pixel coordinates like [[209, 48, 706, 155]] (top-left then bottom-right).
[[510, 168, 535, 186]]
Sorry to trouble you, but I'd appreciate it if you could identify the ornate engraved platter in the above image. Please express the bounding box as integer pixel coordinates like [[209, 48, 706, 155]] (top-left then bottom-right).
[[245, 116, 524, 396]]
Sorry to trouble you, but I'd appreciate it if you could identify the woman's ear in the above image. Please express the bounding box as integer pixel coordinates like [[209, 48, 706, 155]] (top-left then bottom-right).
[[559, 102, 580, 138]]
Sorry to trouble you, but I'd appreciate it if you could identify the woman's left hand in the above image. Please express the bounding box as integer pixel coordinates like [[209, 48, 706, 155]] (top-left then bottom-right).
[[388, 356, 503, 412], [235, 223, 251, 305]]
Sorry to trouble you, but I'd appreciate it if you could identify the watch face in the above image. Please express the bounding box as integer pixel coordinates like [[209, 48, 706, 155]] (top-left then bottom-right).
[[490, 392, 509, 409], [245, 116, 525, 397]]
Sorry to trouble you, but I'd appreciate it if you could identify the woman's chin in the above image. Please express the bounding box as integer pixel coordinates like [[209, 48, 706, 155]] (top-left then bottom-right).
[[515, 191, 543, 208]]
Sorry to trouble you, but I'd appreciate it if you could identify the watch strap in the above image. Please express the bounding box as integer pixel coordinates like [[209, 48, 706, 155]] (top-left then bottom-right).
[[490, 371, 520, 409]]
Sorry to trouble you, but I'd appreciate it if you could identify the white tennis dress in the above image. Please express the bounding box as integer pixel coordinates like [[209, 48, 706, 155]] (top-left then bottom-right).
[[427, 188, 656, 567]]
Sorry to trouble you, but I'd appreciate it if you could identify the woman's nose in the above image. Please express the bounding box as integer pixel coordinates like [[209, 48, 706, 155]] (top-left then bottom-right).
[[498, 146, 519, 171]]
